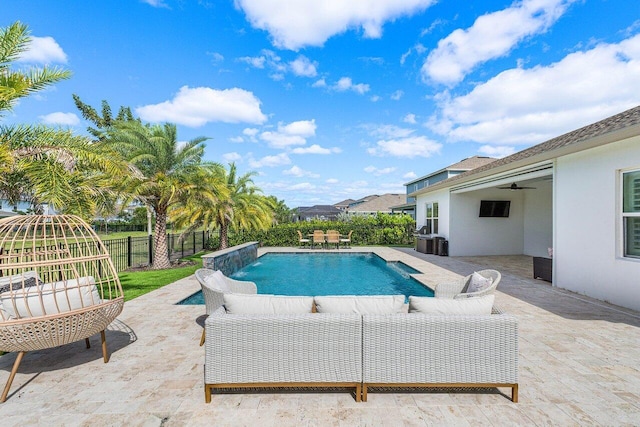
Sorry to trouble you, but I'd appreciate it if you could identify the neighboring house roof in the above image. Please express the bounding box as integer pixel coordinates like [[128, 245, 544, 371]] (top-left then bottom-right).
[[0, 210, 18, 218], [348, 194, 406, 213], [412, 105, 640, 197], [298, 205, 342, 216], [404, 155, 496, 186], [333, 198, 355, 208]]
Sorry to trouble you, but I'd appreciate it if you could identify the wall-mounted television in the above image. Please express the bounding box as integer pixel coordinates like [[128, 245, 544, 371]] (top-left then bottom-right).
[[479, 200, 511, 218]]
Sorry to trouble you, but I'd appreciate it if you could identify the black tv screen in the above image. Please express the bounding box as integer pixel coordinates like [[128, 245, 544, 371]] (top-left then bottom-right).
[[479, 200, 510, 217]]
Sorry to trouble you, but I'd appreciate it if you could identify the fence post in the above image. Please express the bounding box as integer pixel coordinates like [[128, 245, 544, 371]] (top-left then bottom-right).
[[193, 231, 196, 254], [148, 234, 153, 266], [127, 236, 132, 268], [181, 235, 185, 259]]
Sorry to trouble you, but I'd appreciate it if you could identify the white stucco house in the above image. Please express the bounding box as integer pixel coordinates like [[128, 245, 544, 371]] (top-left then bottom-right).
[[411, 106, 640, 312]]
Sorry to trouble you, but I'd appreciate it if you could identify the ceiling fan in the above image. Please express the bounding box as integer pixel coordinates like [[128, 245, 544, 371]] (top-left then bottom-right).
[[497, 182, 536, 190]]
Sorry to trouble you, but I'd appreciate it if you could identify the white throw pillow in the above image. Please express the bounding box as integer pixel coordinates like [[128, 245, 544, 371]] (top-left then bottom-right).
[[314, 295, 405, 314], [0, 271, 41, 294], [409, 294, 495, 314], [0, 276, 101, 319], [204, 270, 230, 292], [465, 272, 494, 294], [224, 294, 313, 314]]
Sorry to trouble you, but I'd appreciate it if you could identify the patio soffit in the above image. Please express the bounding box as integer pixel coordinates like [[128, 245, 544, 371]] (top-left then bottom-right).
[[449, 162, 553, 194]]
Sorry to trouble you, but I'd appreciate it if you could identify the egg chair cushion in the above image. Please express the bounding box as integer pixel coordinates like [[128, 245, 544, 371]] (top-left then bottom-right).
[[0, 276, 102, 320]]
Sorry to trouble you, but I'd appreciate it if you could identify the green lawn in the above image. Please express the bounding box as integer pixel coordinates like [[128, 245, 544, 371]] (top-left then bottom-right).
[[118, 252, 203, 301]]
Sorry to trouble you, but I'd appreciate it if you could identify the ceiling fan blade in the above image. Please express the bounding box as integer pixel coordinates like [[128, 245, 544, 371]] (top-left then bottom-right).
[[496, 182, 536, 190]]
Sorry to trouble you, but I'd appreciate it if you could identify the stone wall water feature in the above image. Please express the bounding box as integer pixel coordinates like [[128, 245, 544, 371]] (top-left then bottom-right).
[[201, 242, 259, 276]]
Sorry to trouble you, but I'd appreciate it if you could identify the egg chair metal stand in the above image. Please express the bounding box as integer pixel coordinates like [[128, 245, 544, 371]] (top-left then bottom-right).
[[0, 215, 124, 402]]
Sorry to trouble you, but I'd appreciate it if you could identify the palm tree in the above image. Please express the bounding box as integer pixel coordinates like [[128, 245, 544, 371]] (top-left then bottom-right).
[[102, 120, 213, 269], [0, 22, 72, 115], [1, 22, 125, 217], [173, 163, 274, 250]]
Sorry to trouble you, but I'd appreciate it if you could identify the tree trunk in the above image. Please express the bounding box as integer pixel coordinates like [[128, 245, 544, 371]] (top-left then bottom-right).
[[219, 222, 229, 250], [153, 207, 171, 269]]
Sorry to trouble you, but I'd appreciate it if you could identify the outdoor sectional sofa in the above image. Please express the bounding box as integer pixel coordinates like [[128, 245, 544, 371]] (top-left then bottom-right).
[[203, 293, 518, 403]]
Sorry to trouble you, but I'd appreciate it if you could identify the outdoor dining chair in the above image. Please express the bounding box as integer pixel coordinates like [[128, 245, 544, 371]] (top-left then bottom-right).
[[326, 230, 340, 249], [340, 230, 353, 248], [312, 230, 325, 249], [296, 230, 310, 248]]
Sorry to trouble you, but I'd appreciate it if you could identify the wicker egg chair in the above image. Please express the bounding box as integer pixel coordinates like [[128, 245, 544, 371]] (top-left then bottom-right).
[[0, 215, 124, 402]]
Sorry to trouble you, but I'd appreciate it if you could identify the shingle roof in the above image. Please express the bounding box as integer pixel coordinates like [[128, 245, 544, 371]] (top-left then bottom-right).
[[404, 156, 496, 185], [333, 198, 355, 207], [348, 193, 406, 213], [298, 205, 341, 215], [413, 105, 640, 196]]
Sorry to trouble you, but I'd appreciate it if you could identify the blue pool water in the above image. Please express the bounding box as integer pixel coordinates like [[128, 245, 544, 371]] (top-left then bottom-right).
[[179, 252, 433, 304]]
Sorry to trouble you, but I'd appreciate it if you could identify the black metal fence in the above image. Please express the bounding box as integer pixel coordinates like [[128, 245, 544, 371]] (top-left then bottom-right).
[[1, 230, 209, 274], [104, 230, 209, 271]]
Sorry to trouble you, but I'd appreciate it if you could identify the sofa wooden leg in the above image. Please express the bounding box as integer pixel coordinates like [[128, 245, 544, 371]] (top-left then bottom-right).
[[361, 384, 367, 402], [200, 329, 206, 346], [512, 384, 518, 403], [205, 385, 212, 403], [1, 351, 26, 403], [85, 338, 91, 349]]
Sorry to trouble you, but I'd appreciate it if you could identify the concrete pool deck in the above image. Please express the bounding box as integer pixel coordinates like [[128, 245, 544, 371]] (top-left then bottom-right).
[[1, 247, 639, 426]]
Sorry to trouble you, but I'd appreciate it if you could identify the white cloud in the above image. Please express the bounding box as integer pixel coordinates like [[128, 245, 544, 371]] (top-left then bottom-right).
[[364, 166, 396, 175], [390, 90, 404, 100], [429, 34, 640, 145], [283, 165, 320, 178], [478, 145, 515, 158], [229, 136, 244, 143], [334, 77, 370, 94], [423, 0, 576, 85], [368, 135, 442, 158], [312, 78, 327, 88], [400, 43, 426, 65], [19, 36, 67, 64], [280, 119, 316, 136], [208, 52, 224, 63], [403, 171, 418, 179], [39, 112, 79, 126], [260, 119, 317, 149], [235, 0, 436, 50], [326, 178, 339, 184], [249, 153, 291, 168], [368, 124, 415, 139], [239, 55, 266, 68], [291, 144, 342, 154], [370, 95, 381, 102], [141, 0, 169, 7], [290, 55, 318, 77], [223, 152, 243, 162], [136, 86, 267, 127], [403, 113, 417, 124]]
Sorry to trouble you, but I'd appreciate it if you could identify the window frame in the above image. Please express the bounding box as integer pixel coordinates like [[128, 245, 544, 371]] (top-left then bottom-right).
[[425, 201, 439, 235], [621, 168, 640, 259]]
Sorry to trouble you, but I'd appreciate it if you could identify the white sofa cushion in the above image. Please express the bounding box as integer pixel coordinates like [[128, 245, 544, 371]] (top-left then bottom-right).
[[223, 294, 314, 314], [314, 295, 405, 314], [409, 294, 495, 314], [465, 272, 494, 293], [0, 276, 102, 319]]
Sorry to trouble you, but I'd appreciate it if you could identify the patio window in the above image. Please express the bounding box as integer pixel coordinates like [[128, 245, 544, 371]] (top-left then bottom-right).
[[425, 202, 438, 235], [622, 169, 640, 258]]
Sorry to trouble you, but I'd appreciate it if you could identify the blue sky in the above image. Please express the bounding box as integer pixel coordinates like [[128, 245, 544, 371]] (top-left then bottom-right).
[[3, 0, 639, 207]]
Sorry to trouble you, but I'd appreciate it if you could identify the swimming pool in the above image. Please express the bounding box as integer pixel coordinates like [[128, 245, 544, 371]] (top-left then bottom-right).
[[179, 252, 433, 304]]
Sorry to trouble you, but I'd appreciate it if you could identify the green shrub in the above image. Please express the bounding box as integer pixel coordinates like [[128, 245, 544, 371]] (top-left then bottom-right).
[[206, 214, 416, 249]]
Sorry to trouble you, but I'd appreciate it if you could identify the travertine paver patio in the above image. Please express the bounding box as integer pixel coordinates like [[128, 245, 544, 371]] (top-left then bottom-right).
[[1, 247, 639, 426]]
